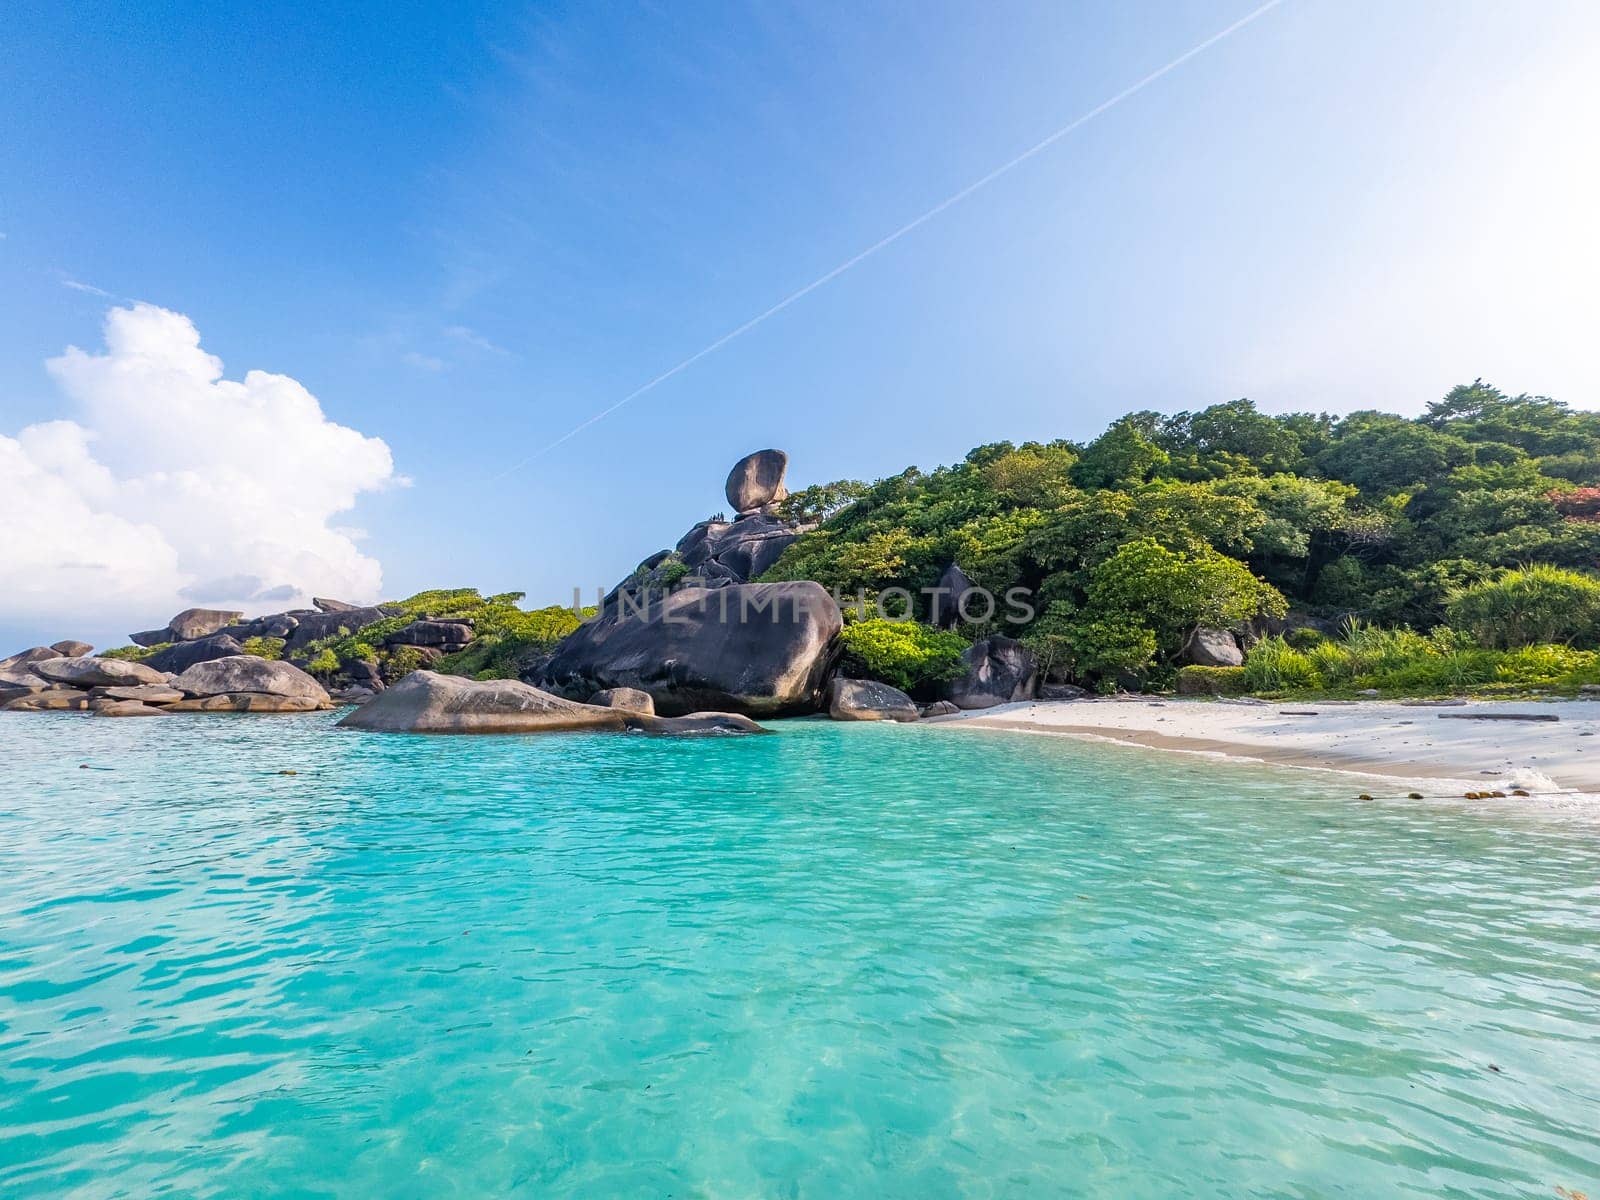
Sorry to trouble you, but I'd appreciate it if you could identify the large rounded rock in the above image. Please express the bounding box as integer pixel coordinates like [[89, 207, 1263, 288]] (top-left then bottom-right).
[[827, 677, 919, 722], [144, 634, 246, 674], [1, 648, 67, 695], [172, 656, 330, 704], [32, 656, 166, 688], [536, 582, 841, 717], [1, 646, 64, 672], [589, 687, 656, 716], [944, 636, 1038, 710], [724, 449, 789, 514], [338, 671, 764, 735], [1181, 627, 1244, 668], [50, 640, 94, 657]]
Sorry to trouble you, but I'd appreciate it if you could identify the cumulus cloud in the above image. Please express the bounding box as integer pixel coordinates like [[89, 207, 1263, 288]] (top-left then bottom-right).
[[2, 303, 400, 633]]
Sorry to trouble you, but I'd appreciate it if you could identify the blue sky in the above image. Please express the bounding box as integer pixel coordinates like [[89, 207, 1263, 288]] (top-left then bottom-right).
[[2, 1, 1598, 648]]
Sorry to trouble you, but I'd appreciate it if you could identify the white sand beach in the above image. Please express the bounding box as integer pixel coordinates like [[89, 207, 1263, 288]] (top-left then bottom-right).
[[934, 696, 1600, 795]]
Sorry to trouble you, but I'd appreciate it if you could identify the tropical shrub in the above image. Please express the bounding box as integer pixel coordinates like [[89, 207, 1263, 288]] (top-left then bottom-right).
[[100, 644, 162, 661], [1062, 615, 1159, 685], [1445, 565, 1600, 648], [1175, 665, 1249, 695], [239, 636, 284, 660], [1241, 637, 1322, 691], [1081, 538, 1285, 655], [836, 619, 969, 693]]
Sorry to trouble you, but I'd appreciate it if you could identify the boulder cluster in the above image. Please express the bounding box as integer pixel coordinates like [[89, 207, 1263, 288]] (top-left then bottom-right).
[[1, 644, 333, 717], [4, 449, 1068, 735]]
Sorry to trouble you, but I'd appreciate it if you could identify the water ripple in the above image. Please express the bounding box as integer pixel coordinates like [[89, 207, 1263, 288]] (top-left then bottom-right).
[[1, 712, 1597, 1197]]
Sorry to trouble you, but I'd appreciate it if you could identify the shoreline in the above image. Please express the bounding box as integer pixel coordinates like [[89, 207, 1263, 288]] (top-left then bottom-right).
[[927, 696, 1600, 796]]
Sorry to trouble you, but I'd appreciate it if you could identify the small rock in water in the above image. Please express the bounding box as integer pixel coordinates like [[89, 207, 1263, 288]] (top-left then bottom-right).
[[1407, 792, 1424, 799]]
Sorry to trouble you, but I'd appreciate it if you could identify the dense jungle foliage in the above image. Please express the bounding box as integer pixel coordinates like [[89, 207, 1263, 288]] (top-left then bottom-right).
[[761, 382, 1600, 692]]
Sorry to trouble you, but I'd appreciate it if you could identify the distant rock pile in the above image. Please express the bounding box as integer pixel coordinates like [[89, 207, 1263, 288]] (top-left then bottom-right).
[[0, 643, 332, 716], [3, 449, 1060, 734]]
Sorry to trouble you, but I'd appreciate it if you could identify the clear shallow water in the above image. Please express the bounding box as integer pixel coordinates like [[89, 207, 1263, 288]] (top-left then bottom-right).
[[1, 713, 1597, 1199]]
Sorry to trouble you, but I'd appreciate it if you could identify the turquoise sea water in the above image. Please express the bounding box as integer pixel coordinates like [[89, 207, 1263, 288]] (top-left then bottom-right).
[[1, 712, 1597, 1199]]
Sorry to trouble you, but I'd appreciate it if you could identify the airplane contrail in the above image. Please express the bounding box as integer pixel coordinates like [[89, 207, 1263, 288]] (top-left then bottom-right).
[[488, 0, 1288, 480]]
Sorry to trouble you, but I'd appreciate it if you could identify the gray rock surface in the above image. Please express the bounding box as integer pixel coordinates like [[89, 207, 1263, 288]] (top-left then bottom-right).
[[313, 597, 361, 612], [929, 563, 978, 629], [1039, 683, 1089, 701], [724, 448, 789, 513], [50, 640, 94, 657], [172, 656, 330, 704], [536, 582, 841, 716], [384, 619, 475, 648], [588, 687, 656, 716], [338, 671, 763, 735], [170, 608, 245, 641], [1, 646, 64, 671], [90, 699, 168, 717], [32, 656, 166, 688], [920, 699, 961, 718], [281, 605, 395, 652], [144, 634, 246, 674], [827, 677, 920, 722], [165, 693, 328, 713], [4, 690, 91, 711], [93, 684, 186, 704], [944, 636, 1038, 710], [1181, 627, 1244, 668]]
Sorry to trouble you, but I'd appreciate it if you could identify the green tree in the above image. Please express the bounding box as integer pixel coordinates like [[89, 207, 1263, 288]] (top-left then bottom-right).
[[1071, 418, 1170, 490]]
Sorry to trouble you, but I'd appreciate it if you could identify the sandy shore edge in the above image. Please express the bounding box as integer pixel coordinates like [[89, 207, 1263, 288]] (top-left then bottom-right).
[[928, 696, 1600, 795]]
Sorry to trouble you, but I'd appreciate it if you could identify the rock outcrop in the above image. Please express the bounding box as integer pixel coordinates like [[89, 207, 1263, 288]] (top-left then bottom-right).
[[4, 690, 91, 711], [827, 677, 920, 722], [32, 656, 166, 688], [537, 582, 840, 716], [1181, 627, 1244, 668], [929, 563, 978, 629], [588, 687, 656, 716], [50, 640, 93, 657], [281, 606, 395, 653], [385, 619, 474, 649], [338, 670, 764, 735], [1, 646, 63, 672], [131, 607, 243, 646], [95, 684, 186, 704], [144, 634, 246, 675], [943, 636, 1038, 710], [172, 656, 331, 706], [90, 699, 169, 717], [725, 448, 789, 513]]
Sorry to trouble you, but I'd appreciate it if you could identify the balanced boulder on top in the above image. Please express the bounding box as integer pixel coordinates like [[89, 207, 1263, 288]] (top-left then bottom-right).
[[724, 449, 789, 514]]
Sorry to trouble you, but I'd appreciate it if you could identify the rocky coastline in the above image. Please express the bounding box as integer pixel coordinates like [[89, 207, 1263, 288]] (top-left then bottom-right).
[[2, 450, 1043, 734]]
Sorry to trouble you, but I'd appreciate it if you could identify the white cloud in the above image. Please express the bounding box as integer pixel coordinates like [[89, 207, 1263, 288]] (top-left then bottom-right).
[[1, 303, 400, 634]]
